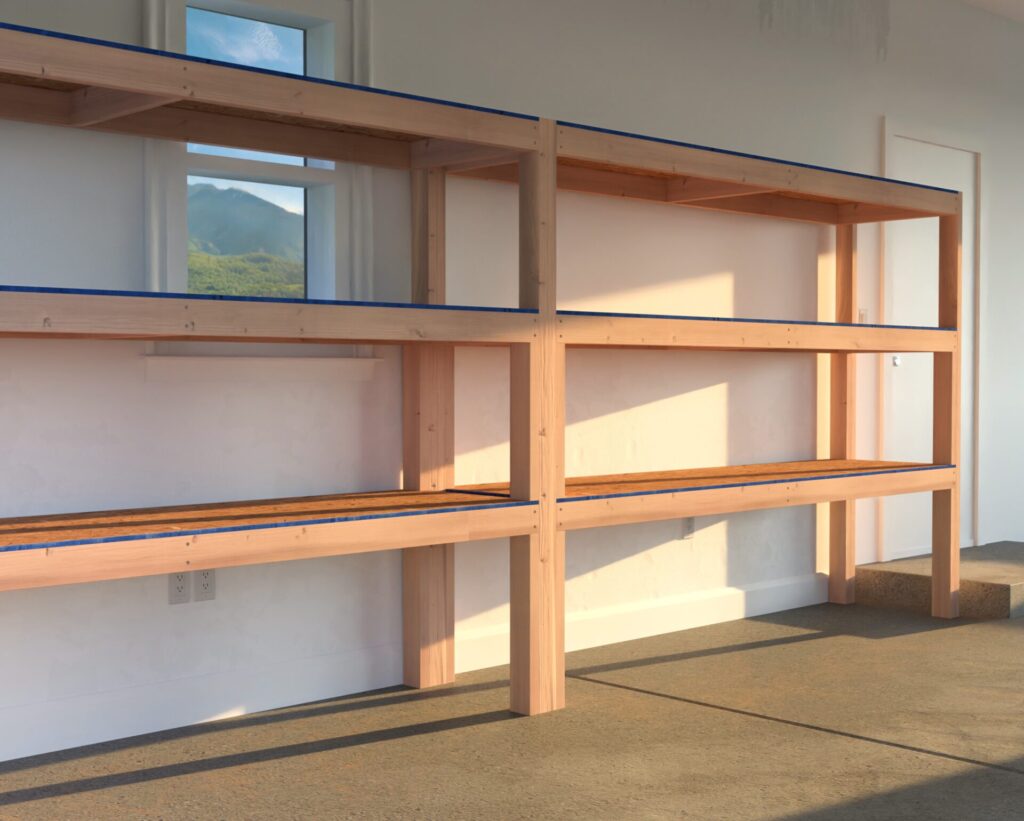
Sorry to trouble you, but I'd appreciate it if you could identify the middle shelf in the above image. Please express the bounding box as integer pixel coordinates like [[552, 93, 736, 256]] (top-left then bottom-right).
[[0, 286, 955, 353]]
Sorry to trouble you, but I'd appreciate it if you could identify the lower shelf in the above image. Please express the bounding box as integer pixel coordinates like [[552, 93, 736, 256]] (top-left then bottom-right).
[[462, 459, 957, 531], [0, 490, 537, 592], [0, 460, 955, 592]]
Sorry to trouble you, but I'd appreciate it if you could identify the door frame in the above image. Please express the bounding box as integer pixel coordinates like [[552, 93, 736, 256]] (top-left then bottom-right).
[[880, 115, 984, 555]]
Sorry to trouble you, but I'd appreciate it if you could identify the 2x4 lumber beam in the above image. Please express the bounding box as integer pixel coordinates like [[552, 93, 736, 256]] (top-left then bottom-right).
[[69, 86, 177, 126], [829, 225, 857, 604], [0, 503, 537, 593], [510, 118, 565, 716], [0, 82, 412, 169], [0, 289, 538, 345], [558, 466, 956, 531], [932, 214, 962, 618], [412, 139, 522, 172], [556, 313, 955, 353], [0, 26, 539, 150], [686, 193, 840, 224], [403, 168, 456, 688], [556, 124, 961, 217], [665, 177, 774, 203]]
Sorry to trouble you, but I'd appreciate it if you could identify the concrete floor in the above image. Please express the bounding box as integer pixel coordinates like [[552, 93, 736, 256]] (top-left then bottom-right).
[[2, 604, 1024, 820]]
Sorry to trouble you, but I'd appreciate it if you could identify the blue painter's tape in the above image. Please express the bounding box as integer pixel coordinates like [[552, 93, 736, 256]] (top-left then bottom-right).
[[557, 121, 960, 195], [0, 284, 537, 315], [0, 498, 538, 554], [558, 464, 955, 504], [0, 21, 538, 122], [557, 308, 954, 332]]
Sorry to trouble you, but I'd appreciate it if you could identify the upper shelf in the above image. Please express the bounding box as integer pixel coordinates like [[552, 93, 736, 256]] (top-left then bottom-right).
[[0, 22, 960, 225]]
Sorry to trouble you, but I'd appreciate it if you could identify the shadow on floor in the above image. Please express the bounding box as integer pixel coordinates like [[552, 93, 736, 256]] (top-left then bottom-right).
[[0, 604, 981, 780], [0, 710, 513, 806], [767, 756, 1024, 821]]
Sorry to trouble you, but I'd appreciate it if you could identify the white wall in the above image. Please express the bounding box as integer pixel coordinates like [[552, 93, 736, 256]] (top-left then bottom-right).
[[1, 0, 1022, 760]]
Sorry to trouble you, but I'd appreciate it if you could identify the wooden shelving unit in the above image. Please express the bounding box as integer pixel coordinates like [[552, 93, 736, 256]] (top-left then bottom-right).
[[0, 22, 962, 717]]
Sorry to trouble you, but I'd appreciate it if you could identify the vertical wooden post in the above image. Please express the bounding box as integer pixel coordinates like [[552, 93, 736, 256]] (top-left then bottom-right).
[[510, 118, 565, 715], [932, 213, 961, 618], [829, 224, 857, 604], [402, 168, 456, 687]]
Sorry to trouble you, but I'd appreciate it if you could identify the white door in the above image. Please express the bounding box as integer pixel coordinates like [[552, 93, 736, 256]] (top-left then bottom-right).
[[883, 134, 977, 558]]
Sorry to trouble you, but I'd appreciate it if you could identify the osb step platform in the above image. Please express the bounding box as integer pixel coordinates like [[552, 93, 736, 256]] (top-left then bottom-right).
[[858, 542, 1024, 619]]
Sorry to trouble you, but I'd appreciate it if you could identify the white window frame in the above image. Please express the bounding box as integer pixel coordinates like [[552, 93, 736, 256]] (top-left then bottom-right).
[[141, 0, 373, 302]]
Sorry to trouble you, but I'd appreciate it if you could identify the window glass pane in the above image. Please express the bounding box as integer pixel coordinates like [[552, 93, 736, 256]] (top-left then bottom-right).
[[187, 142, 306, 167], [186, 7, 304, 73], [187, 176, 306, 298], [186, 7, 305, 164]]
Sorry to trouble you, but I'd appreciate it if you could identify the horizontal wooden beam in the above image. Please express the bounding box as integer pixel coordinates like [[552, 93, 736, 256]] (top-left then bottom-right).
[[0, 26, 539, 150], [836, 202, 934, 224], [685, 193, 840, 223], [412, 138, 522, 172], [0, 289, 539, 345], [558, 467, 956, 531], [665, 177, 774, 202], [557, 313, 957, 353], [0, 503, 538, 592], [70, 86, 177, 126], [460, 162, 670, 201], [557, 125, 962, 217]]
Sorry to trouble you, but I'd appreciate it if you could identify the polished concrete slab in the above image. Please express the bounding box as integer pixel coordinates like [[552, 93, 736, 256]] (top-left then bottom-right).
[[858, 541, 1024, 619], [2, 604, 1024, 819]]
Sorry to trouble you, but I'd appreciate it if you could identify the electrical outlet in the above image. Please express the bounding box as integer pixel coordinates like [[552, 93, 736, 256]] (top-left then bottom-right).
[[194, 569, 216, 601], [169, 572, 191, 605]]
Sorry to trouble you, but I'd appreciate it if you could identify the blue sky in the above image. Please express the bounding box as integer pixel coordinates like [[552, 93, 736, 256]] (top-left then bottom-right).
[[186, 7, 304, 74]]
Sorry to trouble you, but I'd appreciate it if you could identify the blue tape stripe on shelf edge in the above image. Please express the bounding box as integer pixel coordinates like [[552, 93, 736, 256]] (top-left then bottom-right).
[[557, 121, 960, 195], [557, 308, 954, 332], [0, 21, 538, 122], [0, 498, 538, 554], [0, 21, 957, 195], [557, 464, 956, 505], [0, 284, 538, 315]]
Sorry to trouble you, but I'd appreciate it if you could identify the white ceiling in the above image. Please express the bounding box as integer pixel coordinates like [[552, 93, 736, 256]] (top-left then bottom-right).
[[963, 0, 1024, 24]]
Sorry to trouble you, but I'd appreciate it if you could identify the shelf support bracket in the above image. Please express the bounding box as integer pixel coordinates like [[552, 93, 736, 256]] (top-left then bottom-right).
[[402, 168, 456, 688], [70, 86, 179, 127]]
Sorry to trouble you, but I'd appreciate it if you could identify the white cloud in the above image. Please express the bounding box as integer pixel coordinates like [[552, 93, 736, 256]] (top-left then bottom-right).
[[190, 15, 289, 69]]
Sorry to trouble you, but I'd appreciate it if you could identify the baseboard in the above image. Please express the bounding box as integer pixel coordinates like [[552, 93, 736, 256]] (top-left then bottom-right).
[[455, 572, 828, 673], [0, 643, 401, 763]]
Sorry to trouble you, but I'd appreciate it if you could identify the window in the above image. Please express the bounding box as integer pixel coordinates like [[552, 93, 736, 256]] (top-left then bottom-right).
[[146, 1, 362, 303], [184, 7, 311, 297]]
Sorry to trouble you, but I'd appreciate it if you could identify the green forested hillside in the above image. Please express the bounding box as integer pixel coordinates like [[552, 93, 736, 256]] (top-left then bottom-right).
[[187, 251, 304, 298], [187, 183, 305, 297]]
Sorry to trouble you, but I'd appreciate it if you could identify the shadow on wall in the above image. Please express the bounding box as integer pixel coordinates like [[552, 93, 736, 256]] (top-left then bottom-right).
[[452, 179, 820, 627]]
